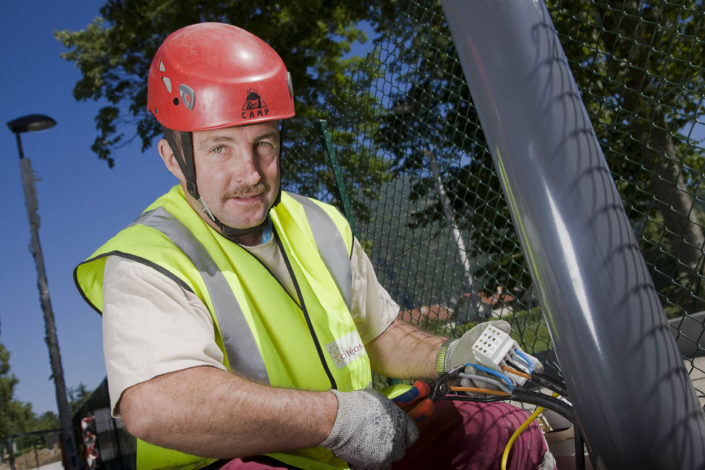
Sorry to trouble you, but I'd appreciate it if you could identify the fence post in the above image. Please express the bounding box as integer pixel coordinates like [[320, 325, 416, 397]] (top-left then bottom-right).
[[441, 0, 705, 467], [318, 119, 356, 235]]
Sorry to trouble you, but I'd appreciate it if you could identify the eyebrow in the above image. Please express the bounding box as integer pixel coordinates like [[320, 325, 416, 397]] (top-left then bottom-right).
[[196, 135, 236, 151], [196, 131, 279, 151], [255, 131, 279, 142]]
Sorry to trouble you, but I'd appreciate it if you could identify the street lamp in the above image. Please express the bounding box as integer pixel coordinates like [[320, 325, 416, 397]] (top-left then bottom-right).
[[6, 114, 79, 470]]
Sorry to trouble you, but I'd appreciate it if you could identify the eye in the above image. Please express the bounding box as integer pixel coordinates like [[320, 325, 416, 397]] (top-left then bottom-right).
[[211, 145, 225, 154], [255, 140, 279, 158]]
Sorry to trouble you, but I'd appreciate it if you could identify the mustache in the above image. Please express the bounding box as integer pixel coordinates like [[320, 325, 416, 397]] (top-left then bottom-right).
[[221, 183, 267, 200]]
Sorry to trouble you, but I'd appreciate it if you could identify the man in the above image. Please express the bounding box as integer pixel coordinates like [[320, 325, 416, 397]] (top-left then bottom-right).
[[75, 22, 554, 470]]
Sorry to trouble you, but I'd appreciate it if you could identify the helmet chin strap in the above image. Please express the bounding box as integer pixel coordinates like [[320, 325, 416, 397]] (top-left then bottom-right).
[[163, 125, 282, 243]]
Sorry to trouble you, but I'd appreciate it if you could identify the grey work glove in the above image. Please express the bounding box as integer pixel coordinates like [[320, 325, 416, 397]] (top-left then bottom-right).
[[320, 388, 419, 470], [437, 320, 544, 391]]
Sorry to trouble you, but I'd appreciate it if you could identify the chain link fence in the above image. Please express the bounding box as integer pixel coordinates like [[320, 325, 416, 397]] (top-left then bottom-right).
[[283, 0, 704, 398]]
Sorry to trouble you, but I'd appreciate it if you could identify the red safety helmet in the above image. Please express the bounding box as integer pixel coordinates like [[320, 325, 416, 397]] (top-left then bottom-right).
[[148, 22, 295, 131]]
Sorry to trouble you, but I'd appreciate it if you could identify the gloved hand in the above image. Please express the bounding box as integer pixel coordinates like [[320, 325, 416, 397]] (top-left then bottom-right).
[[438, 320, 544, 389], [320, 388, 419, 470]]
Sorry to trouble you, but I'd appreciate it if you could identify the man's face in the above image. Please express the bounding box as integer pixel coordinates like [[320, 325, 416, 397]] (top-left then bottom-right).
[[191, 121, 281, 231]]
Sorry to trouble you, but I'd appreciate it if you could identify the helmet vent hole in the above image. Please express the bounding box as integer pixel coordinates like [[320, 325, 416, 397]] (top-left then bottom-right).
[[173, 98, 180, 106], [161, 76, 172, 94]]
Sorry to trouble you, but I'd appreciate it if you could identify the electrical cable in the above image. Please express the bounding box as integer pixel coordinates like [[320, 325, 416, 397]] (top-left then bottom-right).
[[501, 365, 532, 380], [500, 391, 561, 470], [511, 348, 534, 373], [445, 390, 574, 423], [506, 357, 530, 375], [466, 363, 515, 391], [438, 356, 586, 470], [527, 372, 568, 397], [459, 373, 513, 395], [508, 390, 574, 423], [500, 404, 545, 470], [449, 386, 511, 397]]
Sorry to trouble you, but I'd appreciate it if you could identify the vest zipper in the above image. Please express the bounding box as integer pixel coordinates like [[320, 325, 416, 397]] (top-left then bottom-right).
[[274, 229, 338, 390]]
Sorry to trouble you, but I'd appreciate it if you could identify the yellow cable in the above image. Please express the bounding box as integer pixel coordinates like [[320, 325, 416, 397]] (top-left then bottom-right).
[[500, 392, 559, 470], [500, 405, 544, 470]]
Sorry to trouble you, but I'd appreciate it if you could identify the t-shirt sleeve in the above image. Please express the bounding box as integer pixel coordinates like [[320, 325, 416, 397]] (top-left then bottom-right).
[[349, 238, 400, 344], [102, 256, 225, 417]]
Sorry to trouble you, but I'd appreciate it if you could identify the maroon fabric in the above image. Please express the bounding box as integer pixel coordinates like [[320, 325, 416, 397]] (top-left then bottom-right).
[[219, 401, 549, 470], [392, 400, 549, 470]]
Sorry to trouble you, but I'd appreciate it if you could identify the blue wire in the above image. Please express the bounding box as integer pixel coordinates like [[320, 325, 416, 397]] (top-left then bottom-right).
[[465, 363, 515, 391], [512, 348, 534, 373]]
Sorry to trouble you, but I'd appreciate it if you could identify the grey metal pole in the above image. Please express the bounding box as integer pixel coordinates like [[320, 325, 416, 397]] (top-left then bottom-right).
[[13, 132, 80, 470], [440, 0, 705, 468]]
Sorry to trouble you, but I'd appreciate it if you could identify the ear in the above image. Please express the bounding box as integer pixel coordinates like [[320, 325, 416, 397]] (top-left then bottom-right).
[[158, 138, 185, 181]]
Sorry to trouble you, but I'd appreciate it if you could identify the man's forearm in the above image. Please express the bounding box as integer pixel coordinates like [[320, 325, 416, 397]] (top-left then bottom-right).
[[119, 365, 337, 458], [366, 318, 447, 380]]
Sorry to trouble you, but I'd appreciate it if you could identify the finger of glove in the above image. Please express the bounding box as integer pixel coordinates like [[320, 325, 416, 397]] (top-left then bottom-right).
[[390, 414, 418, 463], [488, 319, 511, 334], [381, 392, 418, 461], [403, 412, 420, 451], [322, 389, 416, 468]]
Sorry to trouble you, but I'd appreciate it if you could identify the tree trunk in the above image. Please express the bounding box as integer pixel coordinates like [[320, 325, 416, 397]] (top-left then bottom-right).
[[641, 126, 705, 300], [425, 150, 475, 291]]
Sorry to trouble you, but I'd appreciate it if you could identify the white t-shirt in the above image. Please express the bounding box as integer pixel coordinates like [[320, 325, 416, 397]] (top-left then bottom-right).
[[102, 236, 398, 416]]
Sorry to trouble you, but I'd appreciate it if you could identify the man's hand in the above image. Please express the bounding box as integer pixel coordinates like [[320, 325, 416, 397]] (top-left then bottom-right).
[[441, 320, 543, 376], [320, 388, 419, 469]]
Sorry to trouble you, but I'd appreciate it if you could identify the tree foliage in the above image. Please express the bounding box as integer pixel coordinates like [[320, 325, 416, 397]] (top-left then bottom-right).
[[547, 0, 705, 312], [68, 383, 92, 416], [0, 344, 40, 446], [371, 2, 529, 292], [367, 0, 705, 311], [56, 0, 392, 220], [57, 0, 705, 313]]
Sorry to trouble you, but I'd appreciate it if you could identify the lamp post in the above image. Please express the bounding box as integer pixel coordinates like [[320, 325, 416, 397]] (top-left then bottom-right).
[[6, 114, 79, 470]]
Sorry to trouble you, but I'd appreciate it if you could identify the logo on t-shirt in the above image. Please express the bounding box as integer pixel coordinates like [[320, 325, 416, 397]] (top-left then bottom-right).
[[325, 331, 365, 369]]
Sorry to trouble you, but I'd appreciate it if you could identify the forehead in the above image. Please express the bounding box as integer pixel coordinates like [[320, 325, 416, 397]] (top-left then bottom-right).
[[193, 121, 279, 146]]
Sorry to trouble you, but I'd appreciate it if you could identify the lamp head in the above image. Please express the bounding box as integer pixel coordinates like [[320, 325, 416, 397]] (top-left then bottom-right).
[[7, 114, 57, 134]]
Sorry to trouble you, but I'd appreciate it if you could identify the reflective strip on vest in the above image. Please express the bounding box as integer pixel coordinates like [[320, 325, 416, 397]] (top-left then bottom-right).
[[131, 207, 270, 384], [288, 193, 352, 310]]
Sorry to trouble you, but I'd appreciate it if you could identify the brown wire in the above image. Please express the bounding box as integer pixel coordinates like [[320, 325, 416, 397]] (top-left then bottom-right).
[[449, 386, 511, 397], [501, 365, 532, 380]]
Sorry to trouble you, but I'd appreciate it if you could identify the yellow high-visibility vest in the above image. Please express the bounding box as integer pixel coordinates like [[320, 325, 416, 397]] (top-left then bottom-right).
[[75, 185, 372, 470]]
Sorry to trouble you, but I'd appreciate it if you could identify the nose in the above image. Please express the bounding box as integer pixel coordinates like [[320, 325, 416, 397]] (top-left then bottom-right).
[[233, 148, 262, 186]]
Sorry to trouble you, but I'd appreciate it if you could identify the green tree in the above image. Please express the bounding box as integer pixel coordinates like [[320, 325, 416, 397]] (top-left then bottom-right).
[[372, 2, 525, 293], [547, 0, 705, 313], [56, 0, 391, 220], [68, 383, 92, 415], [0, 344, 35, 446], [29, 411, 60, 432], [57, 0, 705, 316], [367, 0, 705, 314]]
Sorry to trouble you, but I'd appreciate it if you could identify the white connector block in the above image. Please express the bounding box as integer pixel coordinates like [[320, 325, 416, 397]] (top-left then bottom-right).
[[472, 325, 515, 369], [471, 325, 527, 385]]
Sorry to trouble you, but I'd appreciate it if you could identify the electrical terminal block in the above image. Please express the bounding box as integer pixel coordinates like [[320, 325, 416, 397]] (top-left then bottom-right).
[[471, 325, 527, 385]]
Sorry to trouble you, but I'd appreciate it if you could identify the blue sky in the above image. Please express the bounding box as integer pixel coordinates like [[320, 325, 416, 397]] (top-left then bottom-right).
[[0, 1, 177, 414]]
